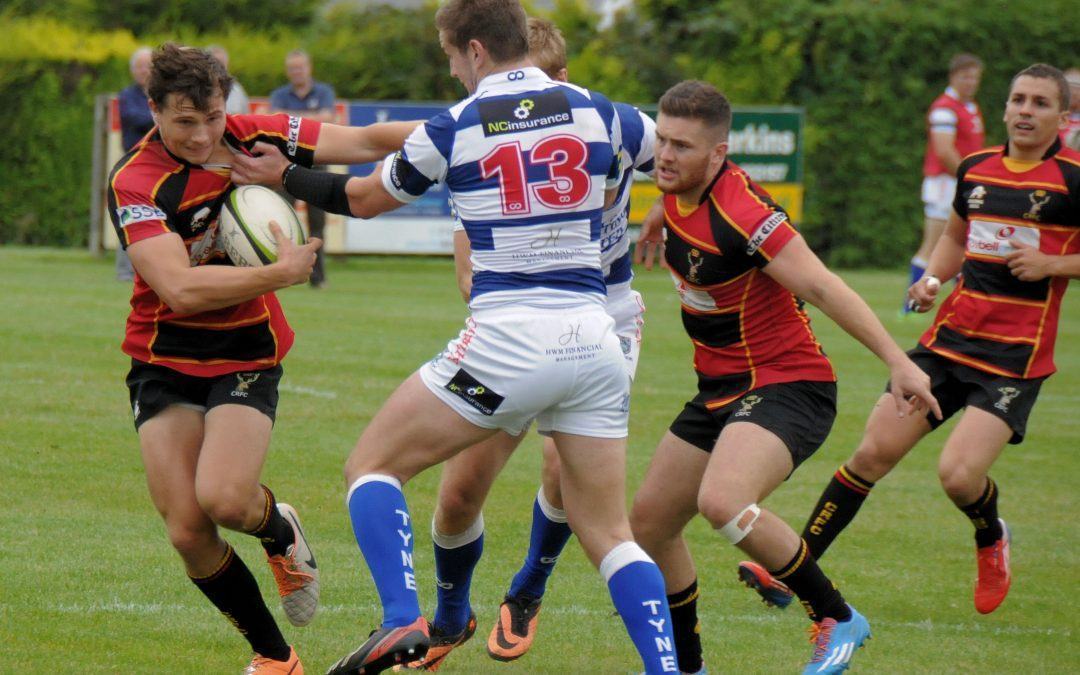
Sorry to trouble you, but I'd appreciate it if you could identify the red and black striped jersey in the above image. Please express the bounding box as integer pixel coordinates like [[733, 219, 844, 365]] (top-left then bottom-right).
[[921, 138, 1080, 379], [663, 161, 835, 408], [108, 113, 322, 377]]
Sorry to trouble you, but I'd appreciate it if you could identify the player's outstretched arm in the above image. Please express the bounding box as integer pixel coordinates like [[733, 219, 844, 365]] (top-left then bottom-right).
[[763, 235, 943, 420], [127, 224, 320, 315], [908, 210, 967, 311], [313, 121, 422, 166], [453, 228, 473, 303], [633, 196, 666, 270]]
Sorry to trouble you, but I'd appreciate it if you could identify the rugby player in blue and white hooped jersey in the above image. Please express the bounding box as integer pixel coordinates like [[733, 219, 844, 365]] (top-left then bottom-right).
[[411, 18, 661, 671], [231, 2, 676, 674]]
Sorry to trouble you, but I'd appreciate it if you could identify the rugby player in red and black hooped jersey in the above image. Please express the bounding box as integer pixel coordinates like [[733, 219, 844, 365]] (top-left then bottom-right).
[[630, 81, 940, 675], [108, 43, 417, 674], [745, 64, 1080, 623]]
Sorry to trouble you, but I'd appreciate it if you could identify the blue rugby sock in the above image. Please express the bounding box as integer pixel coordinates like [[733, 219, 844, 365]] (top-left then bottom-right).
[[432, 515, 484, 635], [507, 487, 573, 600], [346, 474, 421, 628], [602, 542, 679, 674]]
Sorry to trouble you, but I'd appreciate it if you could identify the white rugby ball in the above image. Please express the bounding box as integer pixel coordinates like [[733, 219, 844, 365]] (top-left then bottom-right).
[[218, 185, 306, 267]]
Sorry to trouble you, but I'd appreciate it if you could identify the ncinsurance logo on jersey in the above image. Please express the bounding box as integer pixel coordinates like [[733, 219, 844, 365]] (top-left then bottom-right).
[[479, 91, 574, 137]]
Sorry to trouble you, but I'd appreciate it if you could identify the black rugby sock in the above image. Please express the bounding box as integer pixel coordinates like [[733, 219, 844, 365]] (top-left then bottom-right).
[[772, 539, 851, 624], [247, 485, 295, 557], [667, 579, 704, 673], [801, 464, 875, 560], [960, 478, 1003, 548], [190, 544, 291, 661]]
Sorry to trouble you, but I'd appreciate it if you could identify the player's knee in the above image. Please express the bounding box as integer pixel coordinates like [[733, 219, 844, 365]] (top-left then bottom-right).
[[850, 437, 903, 482], [166, 522, 217, 559], [696, 486, 746, 530], [195, 485, 255, 530], [435, 487, 483, 534], [938, 461, 979, 501], [629, 493, 664, 546]]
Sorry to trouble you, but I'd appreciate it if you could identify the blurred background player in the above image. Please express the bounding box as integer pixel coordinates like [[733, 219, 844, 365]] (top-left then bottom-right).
[[111, 43, 415, 674], [631, 80, 940, 675], [1062, 67, 1080, 149], [742, 63, 1080, 619], [904, 53, 984, 314], [233, 2, 678, 673], [208, 44, 251, 115], [115, 46, 154, 282], [270, 49, 336, 288], [400, 17, 659, 671]]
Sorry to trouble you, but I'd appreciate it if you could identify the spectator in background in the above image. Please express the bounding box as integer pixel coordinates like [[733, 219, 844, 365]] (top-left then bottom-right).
[[269, 50, 336, 288], [1063, 68, 1080, 150], [115, 46, 155, 282], [904, 53, 984, 314], [207, 45, 251, 115]]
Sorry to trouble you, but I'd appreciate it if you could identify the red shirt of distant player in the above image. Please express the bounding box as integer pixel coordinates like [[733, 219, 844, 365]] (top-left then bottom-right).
[[108, 113, 321, 377], [921, 139, 1080, 378], [663, 161, 835, 408], [923, 87, 985, 177]]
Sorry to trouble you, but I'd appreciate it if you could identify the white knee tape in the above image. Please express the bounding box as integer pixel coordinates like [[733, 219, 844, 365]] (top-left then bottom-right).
[[716, 503, 761, 545]]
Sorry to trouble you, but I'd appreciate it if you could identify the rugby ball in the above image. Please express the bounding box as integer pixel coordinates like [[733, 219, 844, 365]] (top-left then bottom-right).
[[218, 185, 306, 267]]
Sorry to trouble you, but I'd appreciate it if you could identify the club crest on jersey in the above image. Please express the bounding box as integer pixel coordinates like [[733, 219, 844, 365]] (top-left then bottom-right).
[[479, 90, 573, 137], [686, 249, 704, 284], [734, 394, 763, 417], [446, 369, 505, 415], [994, 386, 1020, 412], [1023, 190, 1051, 221], [967, 185, 987, 210], [232, 372, 260, 398]]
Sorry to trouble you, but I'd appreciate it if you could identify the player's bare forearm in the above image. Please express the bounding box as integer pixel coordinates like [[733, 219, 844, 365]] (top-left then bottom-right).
[[931, 131, 962, 175], [924, 211, 967, 280], [453, 229, 473, 303], [127, 231, 316, 315], [314, 121, 422, 165]]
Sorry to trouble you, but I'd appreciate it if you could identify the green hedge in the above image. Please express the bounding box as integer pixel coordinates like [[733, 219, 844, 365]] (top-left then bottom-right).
[[2, 3, 1079, 262]]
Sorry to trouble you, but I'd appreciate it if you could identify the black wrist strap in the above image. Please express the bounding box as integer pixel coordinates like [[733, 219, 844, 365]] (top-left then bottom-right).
[[281, 163, 354, 217]]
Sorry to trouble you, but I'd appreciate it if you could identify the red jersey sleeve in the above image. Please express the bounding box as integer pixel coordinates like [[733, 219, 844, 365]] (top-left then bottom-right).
[[108, 173, 173, 249], [711, 168, 798, 266], [227, 113, 322, 167]]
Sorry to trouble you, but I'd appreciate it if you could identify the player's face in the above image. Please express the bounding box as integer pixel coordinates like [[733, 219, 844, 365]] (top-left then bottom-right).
[[1004, 76, 1067, 151], [950, 66, 981, 100], [440, 30, 480, 94], [654, 113, 727, 197], [151, 93, 228, 165]]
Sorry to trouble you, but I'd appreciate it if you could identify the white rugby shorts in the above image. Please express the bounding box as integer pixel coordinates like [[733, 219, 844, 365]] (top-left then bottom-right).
[[922, 174, 957, 220], [605, 282, 645, 381], [420, 306, 630, 438]]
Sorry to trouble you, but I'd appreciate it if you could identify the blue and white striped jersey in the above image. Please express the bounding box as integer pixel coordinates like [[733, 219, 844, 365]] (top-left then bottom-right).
[[602, 103, 656, 287], [381, 67, 621, 310]]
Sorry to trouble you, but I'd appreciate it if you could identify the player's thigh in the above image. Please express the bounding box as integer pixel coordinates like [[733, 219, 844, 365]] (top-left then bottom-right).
[[549, 431, 631, 567], [699, 422, 792, 522], [138, 405, 215, 541], [436, 429, 523, 524], [347, 371, 497, 484], [195, 403, 273, 508], [849, 393, 934, 480], [630, 431, 709, 547], [937, 406, 1011, 494]]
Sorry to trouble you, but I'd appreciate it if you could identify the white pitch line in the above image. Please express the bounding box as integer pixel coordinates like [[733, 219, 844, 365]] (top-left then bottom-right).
[[279, 383, 338, 399], [34, 600, 1071, 638]]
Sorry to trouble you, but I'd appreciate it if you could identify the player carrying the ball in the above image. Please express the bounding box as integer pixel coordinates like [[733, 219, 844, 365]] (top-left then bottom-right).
[[739, 63, 1080, 619], [108, 43, 415, 674]]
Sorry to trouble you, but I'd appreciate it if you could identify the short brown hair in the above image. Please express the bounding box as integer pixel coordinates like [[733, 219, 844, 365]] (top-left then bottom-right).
[[148, 43, 232, 112], [527, 17, 567, 78], [435, 0, 529, 64], [1010, 63, 1071, 111], [659, 80, 733, 139], [949, 53, 983, 75]]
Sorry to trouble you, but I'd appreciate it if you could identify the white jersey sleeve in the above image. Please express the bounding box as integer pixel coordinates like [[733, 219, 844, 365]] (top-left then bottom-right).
[[381, 110, 455, 203]]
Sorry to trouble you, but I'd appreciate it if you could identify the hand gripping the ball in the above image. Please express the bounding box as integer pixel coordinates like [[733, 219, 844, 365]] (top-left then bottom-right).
[[270, 221, 322, 286]]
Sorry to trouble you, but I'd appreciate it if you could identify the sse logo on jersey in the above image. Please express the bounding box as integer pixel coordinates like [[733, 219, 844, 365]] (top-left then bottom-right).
[[116, 204, 167, 228]]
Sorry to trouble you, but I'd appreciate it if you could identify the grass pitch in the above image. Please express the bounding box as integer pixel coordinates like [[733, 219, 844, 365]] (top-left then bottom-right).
[[1, 248, 1077, 673]]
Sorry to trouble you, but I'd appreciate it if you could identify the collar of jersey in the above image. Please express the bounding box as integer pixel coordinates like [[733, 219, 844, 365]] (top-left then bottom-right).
[[477, 66, 551, 92]]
